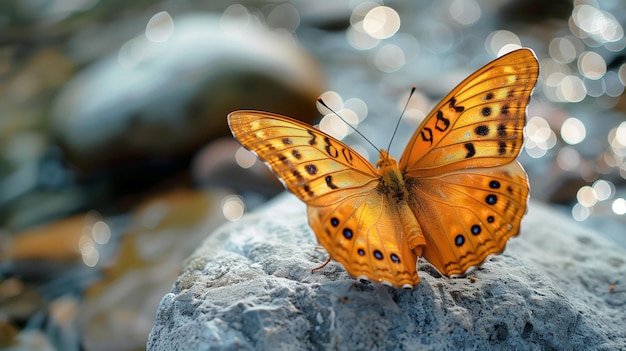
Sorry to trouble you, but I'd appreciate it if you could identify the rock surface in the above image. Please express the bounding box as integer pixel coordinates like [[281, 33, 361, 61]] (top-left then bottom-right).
[[148, 193, 626, 350]]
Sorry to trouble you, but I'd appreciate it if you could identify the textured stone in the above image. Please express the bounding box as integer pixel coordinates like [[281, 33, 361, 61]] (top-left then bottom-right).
[[148, 193, 626, 350]]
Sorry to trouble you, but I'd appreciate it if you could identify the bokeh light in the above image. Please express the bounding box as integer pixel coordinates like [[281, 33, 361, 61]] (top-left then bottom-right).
[[447, 0, 481, 26], [572, 203, 590, 221], [556, 146, 581, 171], [578, 51, 606, 80], [92, 220, 111, 245], [571, 4, 624, 45], [266, 3, 300, 32], [543, 2, 626, 106], [560, 117, 586, 145], [592, 179, 615, 201], [362, 6, 401, 40], [559, 75, 587, 102], [145, 11, 174, 43], [524, 116, 556, 158], [81, 245, 99, 268], [612, 198, 626, 215], [347, 2, 381, 50], [317, 91, 368, 140], [549, 37, 579, 63], [373, 43, 405, 72], [486, 30, 521, 56], [235, 147, 256, 169], [343, 98, 368, 122], [79, 227, 99, 267], [222, 195, 245, 221]]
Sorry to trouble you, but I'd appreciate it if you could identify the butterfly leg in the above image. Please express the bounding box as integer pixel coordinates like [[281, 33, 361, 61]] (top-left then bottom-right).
[[311, 255, 332, 272]]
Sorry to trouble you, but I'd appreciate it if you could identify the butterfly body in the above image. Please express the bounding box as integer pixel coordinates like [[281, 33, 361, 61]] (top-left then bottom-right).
[[228, 48, 539, 288]]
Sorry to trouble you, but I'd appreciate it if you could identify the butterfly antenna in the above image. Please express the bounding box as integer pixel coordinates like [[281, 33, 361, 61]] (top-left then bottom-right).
[[386, 86, 416, 155], [317, 98, 380, 153]]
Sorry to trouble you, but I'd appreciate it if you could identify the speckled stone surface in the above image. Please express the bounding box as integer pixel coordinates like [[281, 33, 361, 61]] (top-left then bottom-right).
[[148, 193, 626, 350]]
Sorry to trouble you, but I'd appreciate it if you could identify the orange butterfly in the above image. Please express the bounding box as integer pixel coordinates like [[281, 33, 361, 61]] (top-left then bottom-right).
[[228, 48, 539, 288]]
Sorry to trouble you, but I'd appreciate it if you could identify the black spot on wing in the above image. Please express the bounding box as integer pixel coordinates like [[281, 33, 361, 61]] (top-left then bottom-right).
[[475, 125, 489, 136], [325, 175, 339, 189], [305, 164, 317, 175], [464, 143, 476, 158]]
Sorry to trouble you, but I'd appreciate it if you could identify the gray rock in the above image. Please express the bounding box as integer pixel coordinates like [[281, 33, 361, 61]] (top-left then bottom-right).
[[148, 193, 626, 350]]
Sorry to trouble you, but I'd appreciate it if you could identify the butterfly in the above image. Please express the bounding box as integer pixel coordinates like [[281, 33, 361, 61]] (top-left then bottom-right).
[[227, 48, 539, 288]]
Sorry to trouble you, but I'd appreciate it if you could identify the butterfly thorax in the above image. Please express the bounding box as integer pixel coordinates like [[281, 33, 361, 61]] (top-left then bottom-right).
[[376, 150, 406, 201]]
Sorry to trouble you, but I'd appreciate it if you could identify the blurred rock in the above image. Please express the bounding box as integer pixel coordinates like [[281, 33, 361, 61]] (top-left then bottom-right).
[[0, 279, 44, 325], [2, 330, 56, 351], [148, 194, 626, 350], [51, 13, 325, 171], [0, 319, 19, 348], [191, 138, 284, 202], [1, 213, 99, 262], [2, 188, 234, 350], [79, 189, 230, 351]]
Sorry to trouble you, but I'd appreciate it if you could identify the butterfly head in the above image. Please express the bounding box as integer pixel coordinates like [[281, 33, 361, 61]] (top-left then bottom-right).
[[376, 150, 397, 169]]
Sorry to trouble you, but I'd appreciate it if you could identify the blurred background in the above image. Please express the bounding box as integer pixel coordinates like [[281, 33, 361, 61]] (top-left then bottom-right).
[[0, 0, 625, 350]]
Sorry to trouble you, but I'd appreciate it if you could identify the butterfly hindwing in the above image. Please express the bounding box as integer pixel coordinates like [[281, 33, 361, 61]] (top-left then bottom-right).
[[307, 190, 420, 287], [406, 161, 529, 276], [227, 111, 379, 207], [399, 48, 539, 177]]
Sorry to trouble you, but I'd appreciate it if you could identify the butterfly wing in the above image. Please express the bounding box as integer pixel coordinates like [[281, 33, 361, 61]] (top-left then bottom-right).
[[399, 48, 538, 276], [228, 111, 420, 287], [406, 161, 529, 276], [228, 111, 379, 207], [399, 48, 539, 176], [307, 189, 420, 288]]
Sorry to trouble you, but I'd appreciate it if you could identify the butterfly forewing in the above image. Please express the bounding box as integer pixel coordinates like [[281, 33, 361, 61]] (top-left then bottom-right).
[[399, 48, 539, 177], [227, 111, 379, 207]]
